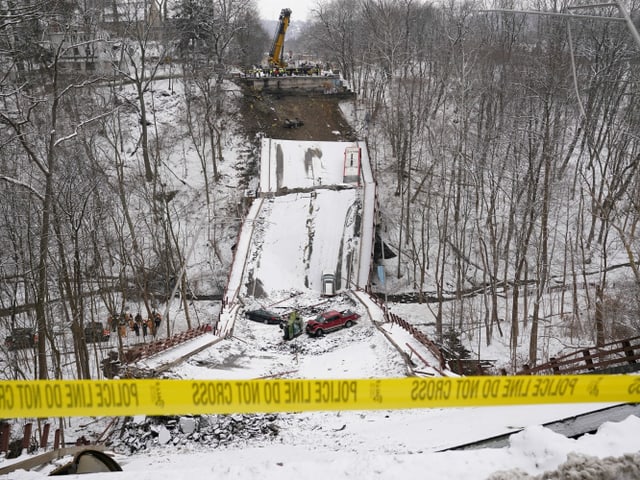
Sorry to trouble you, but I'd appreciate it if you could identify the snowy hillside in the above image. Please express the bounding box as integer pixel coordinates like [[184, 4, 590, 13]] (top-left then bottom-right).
[[2, 67, 640, 480]]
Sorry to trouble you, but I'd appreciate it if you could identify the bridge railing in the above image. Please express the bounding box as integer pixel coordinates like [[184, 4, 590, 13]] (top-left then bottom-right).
[[363, 288, 447, 371], [517, 335, 640, 375], [123, 324, 212, 364]]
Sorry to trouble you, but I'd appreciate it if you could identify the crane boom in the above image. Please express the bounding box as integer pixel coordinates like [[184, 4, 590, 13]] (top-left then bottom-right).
[[268, 8, 292, 68]]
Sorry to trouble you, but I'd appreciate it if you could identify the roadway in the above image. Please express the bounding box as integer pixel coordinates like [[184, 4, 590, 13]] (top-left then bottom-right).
[[218, 138, 375, 335]]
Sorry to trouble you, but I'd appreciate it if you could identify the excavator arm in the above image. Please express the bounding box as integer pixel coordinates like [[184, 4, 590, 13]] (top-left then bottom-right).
[[268, 8, 292, 68]]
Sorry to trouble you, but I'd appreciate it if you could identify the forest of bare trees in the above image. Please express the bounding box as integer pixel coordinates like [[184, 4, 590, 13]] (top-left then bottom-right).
[[0, 0, 264, 381], [307, 0, 640, 366], [1, 0, 639, 384]]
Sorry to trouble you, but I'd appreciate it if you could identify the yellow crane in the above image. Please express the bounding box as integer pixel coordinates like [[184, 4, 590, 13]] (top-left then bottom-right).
[[268, 8, 292, 69]]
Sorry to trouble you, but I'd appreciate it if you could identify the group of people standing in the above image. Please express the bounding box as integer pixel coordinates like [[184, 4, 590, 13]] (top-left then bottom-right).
[[108, 311, 162, 340]]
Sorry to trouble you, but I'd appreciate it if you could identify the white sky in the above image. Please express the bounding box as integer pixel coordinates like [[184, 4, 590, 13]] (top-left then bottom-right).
[[257, 0, 314, 21]]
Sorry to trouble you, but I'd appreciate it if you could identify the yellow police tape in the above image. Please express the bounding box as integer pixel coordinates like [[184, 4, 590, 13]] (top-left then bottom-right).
[[1, 375, 639, 418]]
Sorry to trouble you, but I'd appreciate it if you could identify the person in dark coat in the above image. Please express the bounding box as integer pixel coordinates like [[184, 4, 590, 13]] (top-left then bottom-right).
[[134, 313, 143, 338]]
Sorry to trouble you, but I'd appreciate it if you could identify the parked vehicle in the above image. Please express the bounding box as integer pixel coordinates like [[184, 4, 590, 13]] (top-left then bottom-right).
[[321, 272, 336, 296], [245, 309, 284, 325], [84, 322, 110, 343], [306, 310, 360, 337], [282, 311, 304, 341], [5, 328, 37, 350]]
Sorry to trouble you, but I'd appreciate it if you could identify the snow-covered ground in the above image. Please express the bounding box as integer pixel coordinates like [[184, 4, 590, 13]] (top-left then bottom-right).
[[252, 137, 373, 294], [5, 325, 640, 479], [246, 189, 359, 295], [6, 155, 640, 479], [100, 414, 640, 480], [3, 78, 640, 479]]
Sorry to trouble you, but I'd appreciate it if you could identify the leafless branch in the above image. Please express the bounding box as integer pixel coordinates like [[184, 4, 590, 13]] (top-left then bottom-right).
[[0, 175, 44, 202]]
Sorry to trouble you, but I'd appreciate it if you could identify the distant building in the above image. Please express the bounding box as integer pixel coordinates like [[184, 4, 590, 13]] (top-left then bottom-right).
[[40, 0, 167, 75]]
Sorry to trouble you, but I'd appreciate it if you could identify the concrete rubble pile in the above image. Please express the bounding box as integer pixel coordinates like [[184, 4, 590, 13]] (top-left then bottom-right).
[[111, 414, 280, 453]]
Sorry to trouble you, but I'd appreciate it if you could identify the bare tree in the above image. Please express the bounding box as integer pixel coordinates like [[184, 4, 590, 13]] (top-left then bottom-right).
[[0, 1, 110, 378], [175, 0, 258, 183]]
